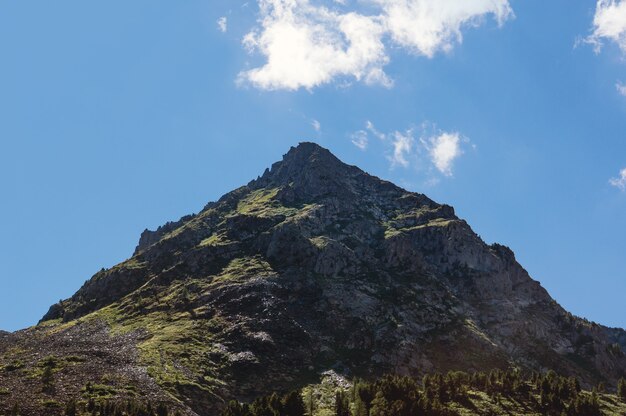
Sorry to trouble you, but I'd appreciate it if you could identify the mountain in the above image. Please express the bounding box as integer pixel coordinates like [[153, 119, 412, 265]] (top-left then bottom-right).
[[1, 142, 625, 416]]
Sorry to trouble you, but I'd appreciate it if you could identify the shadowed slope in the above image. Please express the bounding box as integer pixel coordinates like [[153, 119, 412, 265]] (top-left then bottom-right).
[[1, 142, 624, 415]]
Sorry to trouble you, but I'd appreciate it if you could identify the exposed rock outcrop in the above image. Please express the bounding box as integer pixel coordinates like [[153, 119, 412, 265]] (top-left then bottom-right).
[[2, 142, 625, 416]]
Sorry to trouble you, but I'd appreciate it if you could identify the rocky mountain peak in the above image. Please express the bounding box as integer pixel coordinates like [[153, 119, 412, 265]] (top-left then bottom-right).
[[263, 142, 346, 180], [23, 142, 626, 416], [282, 141, 339, 165], [249, 142, 365, 199]]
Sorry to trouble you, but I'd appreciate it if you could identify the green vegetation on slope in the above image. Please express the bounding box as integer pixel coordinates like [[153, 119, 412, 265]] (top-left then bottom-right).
[[236, 188, 298, 217], [222, 371, 626, 416], [63, 256, 276, 402], [6, 398, 180, 416]]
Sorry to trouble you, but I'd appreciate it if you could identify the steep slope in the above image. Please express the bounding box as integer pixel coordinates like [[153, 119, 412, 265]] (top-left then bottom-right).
[[1, 142, 625, 415]]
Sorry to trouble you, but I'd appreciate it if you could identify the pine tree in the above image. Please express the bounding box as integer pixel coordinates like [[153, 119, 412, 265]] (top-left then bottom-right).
[[354, 394, 366, 416], [369, 391, 389, 416], [618, 377, 626, 402], [422, 374, 432, 389], [156, 402, 169, 416], [356, 383, 375, 416], [569, 376, 581, 394], [282, 390, 306, 416], [334, 391, 350, 416], [305, 388, 316, 416], [41, 365, 54, 391], [65, 399, 77, 416], [222, 401, 247, 416]]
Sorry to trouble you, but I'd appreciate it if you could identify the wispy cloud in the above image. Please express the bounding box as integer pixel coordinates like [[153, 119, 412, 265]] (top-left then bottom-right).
[[587, 0, 626, 53], [366, 120, 386, 140], [350, 121, 470, 178], [239, 0, 513, 90], [617, 81, 626, 96], [610, 167, 626, 190], [389, 130, 414, 167], [311, 119, 321, 132], [350, 130, 369, 150], [217, 16, 228, 33]]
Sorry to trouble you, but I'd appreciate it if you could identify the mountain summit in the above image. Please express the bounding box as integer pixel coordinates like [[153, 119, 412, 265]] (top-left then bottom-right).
[[2, 143, 625, 415], [254, 142, 416, 203]]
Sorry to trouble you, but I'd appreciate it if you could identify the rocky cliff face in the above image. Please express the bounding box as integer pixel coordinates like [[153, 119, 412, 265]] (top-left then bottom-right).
[[2, 142, 625, 415]]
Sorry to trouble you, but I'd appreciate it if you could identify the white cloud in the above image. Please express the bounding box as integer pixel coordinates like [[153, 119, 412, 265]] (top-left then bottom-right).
[[389, 130, 414, 167], [424, 132, 463, 176], [617, 81, 626, 96], [377, 0, 513, 57], [239, 0, 513, 90], [218, 16, 228, 33], [610, 167, 626, 190], [239, 0, 388, 90], [351, 130, 369, 150], [350, 121, 469, 177], [588, 0, 626, 53], [311, 119, 322, 131], [366, 120, 387, 140]]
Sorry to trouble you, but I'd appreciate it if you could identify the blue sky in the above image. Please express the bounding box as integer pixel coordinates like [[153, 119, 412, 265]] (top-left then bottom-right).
[[1, 0, 625, 331]]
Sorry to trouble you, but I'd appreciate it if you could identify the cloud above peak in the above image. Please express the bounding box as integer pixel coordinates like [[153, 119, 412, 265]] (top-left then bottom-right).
[[610, 168, 626, 190], [390, 130, 414, 167], [217, 16, 228, 33], [351, 121, 469, 179], [239, 0, 513, 90], [424, 132, 463, 176]]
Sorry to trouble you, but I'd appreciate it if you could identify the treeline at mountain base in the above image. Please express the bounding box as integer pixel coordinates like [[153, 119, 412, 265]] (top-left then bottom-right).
[[223, 370, 626, 416], [3, 370, 626, 415]]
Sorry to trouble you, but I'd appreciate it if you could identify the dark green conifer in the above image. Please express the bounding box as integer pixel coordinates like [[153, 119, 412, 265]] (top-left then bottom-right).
[[282, 390, 306, 416], [41, 365, 54, 390], [369, 391, 389, 416], [64, 399, 77, 416], [223, 400, 244, 416], [334, 391, 350, 416], [156, 402, 169, 416], [618, 377, 626, 402], [356, 383, 375, 416]]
